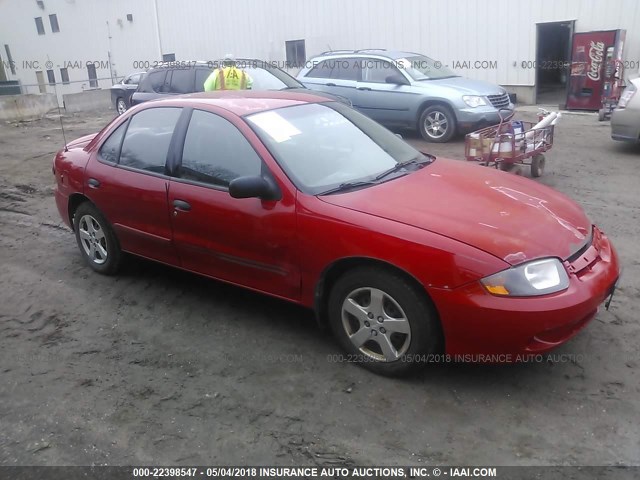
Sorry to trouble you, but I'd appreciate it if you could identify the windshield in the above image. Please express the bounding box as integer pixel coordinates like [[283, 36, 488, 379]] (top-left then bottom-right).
[[235, 60, 304, 90], [398, 55, 458, 80], [246, 102, 427, 195]]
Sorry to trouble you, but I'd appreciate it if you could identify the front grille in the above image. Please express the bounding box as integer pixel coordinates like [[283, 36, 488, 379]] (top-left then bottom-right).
[[487, 92, 510, 109]]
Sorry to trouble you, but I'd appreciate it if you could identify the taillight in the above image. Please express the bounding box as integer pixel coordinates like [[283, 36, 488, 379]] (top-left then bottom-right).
[[618, 84, 637, 109]]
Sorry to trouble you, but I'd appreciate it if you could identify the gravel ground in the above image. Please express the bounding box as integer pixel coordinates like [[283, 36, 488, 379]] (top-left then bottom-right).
[[0, 106, 638, 467]]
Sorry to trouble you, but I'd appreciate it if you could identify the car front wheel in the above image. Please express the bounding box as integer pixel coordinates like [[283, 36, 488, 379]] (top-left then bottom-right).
[[73, 202, 122, 275], [116, 97, 127, 115], [328, 267, 441, 376], [419, 105, 456, 143]]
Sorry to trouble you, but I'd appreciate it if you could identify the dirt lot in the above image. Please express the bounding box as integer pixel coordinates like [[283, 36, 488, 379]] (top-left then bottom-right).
[[0, 106, 639, 467]]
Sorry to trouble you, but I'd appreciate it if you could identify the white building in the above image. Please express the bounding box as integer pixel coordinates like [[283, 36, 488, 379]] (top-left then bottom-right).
[[1, 0, 639, 104]]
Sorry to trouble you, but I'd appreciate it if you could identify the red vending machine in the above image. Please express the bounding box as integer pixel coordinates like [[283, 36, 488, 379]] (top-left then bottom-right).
[[566, 29, 626, 110]]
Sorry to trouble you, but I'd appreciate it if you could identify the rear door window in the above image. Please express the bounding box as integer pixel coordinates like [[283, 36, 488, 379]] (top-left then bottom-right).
[[306, 60, 333, 79], [330, 58, 360, 81], [119, 107, 182, 174]]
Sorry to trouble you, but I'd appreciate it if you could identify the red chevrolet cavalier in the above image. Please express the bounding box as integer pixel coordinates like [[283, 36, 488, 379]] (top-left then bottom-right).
[[53, 91, 620, 376]]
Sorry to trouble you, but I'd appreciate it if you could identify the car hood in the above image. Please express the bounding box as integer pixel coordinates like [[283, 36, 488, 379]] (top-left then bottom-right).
[[319, 159, 591, 265], [414, 76, 506, 96]]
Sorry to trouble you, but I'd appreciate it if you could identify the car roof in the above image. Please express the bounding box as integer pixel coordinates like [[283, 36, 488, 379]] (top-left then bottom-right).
[[312, 49, 419, 60], [141, 90, 333, 116], [146, 59, 284, 72]]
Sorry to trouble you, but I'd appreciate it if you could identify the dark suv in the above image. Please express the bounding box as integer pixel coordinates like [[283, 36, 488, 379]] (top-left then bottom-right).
[[130, 60, 350, 108]]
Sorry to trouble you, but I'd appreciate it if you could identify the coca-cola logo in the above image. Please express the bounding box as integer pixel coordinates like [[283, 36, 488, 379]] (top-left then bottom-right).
[[587, 41, 605, 81]]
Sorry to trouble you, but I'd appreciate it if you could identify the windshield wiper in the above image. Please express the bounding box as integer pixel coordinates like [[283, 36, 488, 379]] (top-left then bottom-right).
[[318, 180, 378, 195], [374, 156, 431, 181]]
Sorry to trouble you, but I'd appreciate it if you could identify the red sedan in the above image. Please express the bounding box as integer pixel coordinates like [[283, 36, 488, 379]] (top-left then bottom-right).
[[53, 91, 620, 376]]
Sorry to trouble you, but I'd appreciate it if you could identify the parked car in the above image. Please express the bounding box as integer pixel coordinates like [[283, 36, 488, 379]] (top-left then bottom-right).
[[611, 76, 640, 143], [110, 72, 145, 115], [130, 59, 350, 107], [297, 49, 514, 142], [53, 91, 619, 376]]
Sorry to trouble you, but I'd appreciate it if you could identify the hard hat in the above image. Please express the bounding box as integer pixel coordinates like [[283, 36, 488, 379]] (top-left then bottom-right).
[[224, 53, 236, 62]]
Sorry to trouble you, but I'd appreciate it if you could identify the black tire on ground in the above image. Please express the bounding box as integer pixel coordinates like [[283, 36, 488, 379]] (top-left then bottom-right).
[[327, 267, 442, 376], [530, 154, 545, 178], [116, 98, 127, 115], [418, 105, 456, 143], [73, 202, 122, 275], [598, 109, 606, 122]]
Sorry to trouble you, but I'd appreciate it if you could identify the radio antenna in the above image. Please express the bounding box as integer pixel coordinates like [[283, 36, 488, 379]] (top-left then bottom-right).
[[53, 81, 68, 151]]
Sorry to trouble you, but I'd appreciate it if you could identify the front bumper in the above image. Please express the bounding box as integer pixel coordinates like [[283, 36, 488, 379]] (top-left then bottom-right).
[[610, 108, 640, 143], [431, 226, 620, 358], [456, 103, 515, 132]]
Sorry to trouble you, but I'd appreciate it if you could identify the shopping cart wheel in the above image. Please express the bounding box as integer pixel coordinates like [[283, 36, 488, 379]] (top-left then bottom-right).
[[531, 154, 545, 178], [598, 109, 606, 121]]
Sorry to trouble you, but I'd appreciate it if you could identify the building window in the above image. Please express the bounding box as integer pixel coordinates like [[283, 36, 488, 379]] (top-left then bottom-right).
[[46, 69, 55, 85], [285, 40, 305, 68], [35, 71, 46, 93], [4, 45, 16, 75], [162, 53, 176, 62], [60, 67, 69, 84], [49, 14, 60, 33], [35, 17, 45, 35]]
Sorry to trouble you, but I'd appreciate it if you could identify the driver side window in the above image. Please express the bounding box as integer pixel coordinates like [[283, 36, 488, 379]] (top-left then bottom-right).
[[179, 110, 262, 188], [361, 59, 401, 83]]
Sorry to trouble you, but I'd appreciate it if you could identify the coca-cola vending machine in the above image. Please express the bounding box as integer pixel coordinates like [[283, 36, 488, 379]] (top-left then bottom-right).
[[566, 29, 625, 110]]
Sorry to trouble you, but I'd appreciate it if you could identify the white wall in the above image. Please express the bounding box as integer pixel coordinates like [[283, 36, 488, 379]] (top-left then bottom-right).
[[154, 0, 640, 87], [1, 0, 639, 103], [0, 0, 159, 103]]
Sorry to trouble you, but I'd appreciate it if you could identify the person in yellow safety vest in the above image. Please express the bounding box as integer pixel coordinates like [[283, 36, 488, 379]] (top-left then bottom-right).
[[203, 54, 253, 91]]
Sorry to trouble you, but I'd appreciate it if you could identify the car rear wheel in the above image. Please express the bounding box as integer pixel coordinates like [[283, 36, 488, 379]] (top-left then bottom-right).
[[419, 105, 456, 143], [116, 98, 127, 115], [328, 267, 441, 376], [73, 202, 122, 275]]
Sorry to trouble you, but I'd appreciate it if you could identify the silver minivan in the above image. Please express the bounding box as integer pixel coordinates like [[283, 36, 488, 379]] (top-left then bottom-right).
[[297, 49, 514, 142]]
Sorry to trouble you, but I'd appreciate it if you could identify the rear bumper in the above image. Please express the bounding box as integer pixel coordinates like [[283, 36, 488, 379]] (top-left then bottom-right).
[[431, 226, 620, 359]]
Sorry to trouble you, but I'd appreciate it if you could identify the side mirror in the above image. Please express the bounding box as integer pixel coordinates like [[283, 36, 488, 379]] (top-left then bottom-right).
[[229, 175, 281, 201], [385, 73, 409, 86]]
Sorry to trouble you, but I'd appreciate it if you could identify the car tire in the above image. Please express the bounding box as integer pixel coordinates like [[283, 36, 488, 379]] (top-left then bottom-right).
[[73, 202, 122, 275], [419, 105, 456, 143], [530, 154, 545, 178], [327, 267, 441, 376], [116, 97, 127, 115]]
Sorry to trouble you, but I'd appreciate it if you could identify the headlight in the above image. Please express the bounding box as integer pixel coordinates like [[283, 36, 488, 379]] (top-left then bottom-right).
[[481, 258, 570, 297], [462, 95, 488, 108]]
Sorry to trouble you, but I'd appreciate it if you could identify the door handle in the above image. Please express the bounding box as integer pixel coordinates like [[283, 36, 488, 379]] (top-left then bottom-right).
[[173, 199, 191, 212], [325, 82, 336, 87], [87, 178, 100, 189], [357, 87, 372, 91]]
